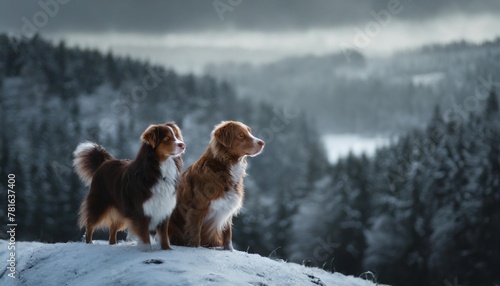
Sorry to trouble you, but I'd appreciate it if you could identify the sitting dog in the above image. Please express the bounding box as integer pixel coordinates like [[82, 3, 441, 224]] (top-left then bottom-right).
[[73, 122, 185, 251], [169, 121, 264, 250]]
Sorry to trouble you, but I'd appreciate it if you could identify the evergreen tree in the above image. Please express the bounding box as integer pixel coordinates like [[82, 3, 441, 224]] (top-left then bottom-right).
[[79, 49, 104, 94], [106, 51, 122, 89], [485, 87, 499, 117]]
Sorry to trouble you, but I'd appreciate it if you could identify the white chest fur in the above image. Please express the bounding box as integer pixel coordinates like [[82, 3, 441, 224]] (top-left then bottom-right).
[[230, 160, 246, 185], [203, 161, 246, 232], [205, 190, 242, 233], [142, 158, 178, 230]]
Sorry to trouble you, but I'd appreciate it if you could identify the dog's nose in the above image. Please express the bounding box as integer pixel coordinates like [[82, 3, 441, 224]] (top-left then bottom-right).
[[257, 140, 265, 147], [178, 142, 185, 149]]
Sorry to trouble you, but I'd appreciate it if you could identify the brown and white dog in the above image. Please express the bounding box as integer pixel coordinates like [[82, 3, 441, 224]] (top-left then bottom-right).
[[169, 121, 264, 250], [73, 122, 185, 251]]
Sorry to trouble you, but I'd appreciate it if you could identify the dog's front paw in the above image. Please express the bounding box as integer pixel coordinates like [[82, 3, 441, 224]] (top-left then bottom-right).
[[137, 241, 153, 252], [223, 242, 234, 251], [160, 243, 172, 250], [187, 239, 201, 248]]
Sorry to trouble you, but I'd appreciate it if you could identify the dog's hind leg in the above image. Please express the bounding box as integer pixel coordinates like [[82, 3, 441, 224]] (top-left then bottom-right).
[[83, 209, 106, 244], [81, 185, 110, 244], [109, 223, 119, 245], [108, 209, 126, 245], [185, 208, 209, 248]]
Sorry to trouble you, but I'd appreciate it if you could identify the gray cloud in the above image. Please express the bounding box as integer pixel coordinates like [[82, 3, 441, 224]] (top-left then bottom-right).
[[1, 0, 499, 36]]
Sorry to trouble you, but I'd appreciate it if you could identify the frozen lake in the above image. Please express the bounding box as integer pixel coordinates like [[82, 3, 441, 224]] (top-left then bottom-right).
[[322, 134, 391, 164]]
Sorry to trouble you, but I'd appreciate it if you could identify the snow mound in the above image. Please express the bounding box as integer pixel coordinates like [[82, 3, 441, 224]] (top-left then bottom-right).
[[0, 240, 376, 286]]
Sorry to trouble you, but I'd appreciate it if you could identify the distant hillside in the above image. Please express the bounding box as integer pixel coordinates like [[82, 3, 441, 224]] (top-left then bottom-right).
[[207, 38, 500, 134], [408, 37, 500, 54]]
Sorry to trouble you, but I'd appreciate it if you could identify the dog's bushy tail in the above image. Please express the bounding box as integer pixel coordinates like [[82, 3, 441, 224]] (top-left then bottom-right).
[[73, 142, 114, 186]]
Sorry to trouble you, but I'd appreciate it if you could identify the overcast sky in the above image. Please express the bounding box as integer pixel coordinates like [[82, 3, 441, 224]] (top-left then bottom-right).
[[1, 0, 500, 73]]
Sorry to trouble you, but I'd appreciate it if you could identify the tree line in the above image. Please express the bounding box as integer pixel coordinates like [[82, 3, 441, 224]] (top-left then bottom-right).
[[0, 34, 498, 286], [290, 90, 500, 286]]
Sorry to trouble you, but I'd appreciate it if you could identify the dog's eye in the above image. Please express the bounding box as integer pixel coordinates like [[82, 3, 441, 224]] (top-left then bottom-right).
[[164, 137, 170, 141], [238, 133, 245, 139]]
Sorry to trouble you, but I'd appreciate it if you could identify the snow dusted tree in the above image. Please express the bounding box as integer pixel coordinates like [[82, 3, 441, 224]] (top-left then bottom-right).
[[78, 48, 104, 94], [290, 151, 372, 275]]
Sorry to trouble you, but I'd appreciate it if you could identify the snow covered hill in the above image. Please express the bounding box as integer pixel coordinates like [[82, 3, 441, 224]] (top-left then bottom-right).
[[0, 240, 377, 286]]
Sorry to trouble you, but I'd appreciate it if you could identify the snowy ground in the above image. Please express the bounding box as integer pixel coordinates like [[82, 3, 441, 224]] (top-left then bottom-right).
[[0, 240, 377, 286], [322, 134, 390, 164]]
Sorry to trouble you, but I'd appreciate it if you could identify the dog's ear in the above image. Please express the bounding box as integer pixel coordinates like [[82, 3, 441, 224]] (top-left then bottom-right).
[[166, 122, 183, 141], [141, 125, 160, 148], [213, 122, 234, 148]]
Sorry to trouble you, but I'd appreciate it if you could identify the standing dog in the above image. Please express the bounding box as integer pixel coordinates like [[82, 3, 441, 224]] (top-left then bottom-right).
[[169, 121, 264, 250], [74, 122, 185, 251]]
